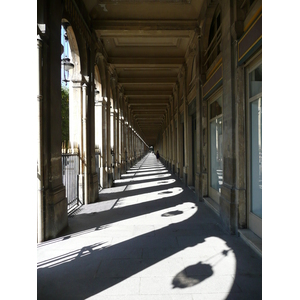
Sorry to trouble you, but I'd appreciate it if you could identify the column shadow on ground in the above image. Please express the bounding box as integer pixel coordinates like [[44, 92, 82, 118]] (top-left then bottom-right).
[[37, 154, 262, 300]]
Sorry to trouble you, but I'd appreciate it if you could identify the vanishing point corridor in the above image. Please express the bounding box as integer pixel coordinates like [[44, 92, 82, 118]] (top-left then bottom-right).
[[37, 153, 262, 299]]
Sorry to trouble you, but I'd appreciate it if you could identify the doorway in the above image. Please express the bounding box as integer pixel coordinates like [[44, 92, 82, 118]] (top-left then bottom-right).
[[247, 58, 262, 238], [208, 91, 223, 205]]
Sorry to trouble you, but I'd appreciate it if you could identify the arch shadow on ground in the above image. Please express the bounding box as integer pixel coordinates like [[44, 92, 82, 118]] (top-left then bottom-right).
[[37, 154, 262, 299]]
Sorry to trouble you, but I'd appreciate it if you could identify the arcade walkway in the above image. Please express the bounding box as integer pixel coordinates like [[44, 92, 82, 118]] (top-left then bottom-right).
[[37, 153, 262, 299]]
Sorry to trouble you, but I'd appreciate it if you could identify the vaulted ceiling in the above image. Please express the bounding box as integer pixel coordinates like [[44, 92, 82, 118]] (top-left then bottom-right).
[[82, 0, 204, 146]]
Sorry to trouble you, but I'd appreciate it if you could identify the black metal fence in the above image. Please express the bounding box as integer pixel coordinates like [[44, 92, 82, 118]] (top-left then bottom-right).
[[62, 153, 81, 213]]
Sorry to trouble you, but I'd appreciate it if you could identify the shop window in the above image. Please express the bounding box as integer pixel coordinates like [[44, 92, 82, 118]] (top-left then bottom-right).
[[209, 95, 223, 199], [210, 97, 222, 119], [249, 63, 262, 219], [249, 64, 262, 98], [247, 58, 262, 238]]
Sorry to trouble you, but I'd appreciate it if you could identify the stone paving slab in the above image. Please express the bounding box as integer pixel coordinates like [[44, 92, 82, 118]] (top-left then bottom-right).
[[37, 153, 262, 300]]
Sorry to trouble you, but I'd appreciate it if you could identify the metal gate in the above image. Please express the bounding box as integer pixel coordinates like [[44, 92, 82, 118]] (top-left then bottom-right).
[[62, 154, 81, 213]]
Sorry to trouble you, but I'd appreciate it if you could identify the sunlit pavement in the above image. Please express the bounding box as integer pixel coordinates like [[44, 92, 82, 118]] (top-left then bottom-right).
[[37, 153, 262, 300]]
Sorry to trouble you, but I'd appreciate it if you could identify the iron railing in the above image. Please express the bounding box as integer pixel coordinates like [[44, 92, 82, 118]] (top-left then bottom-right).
[[62, 153, 81, 213]]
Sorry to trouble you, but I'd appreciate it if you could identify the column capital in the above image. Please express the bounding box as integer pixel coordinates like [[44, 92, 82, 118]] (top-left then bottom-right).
[[173, 81, 179, 94]]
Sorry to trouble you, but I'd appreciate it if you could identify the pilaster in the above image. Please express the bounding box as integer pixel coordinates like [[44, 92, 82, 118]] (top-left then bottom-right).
[[174, 82, 181, 178], [219, 0, 237, 234], [182, 64, 189, 186], [95, 95, 104, 188]]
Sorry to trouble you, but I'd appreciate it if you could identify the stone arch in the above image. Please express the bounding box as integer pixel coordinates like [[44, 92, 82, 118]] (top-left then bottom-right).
[[62, 20, 81, 82], [61, 19, 82, 153]]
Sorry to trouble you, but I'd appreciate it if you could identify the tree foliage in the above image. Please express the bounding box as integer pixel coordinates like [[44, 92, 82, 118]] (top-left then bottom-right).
[[61, 86, 69, 145]]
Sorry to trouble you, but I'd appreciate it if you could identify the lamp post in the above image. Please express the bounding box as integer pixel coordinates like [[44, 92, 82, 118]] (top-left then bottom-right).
[[61, 22, 74, 85]]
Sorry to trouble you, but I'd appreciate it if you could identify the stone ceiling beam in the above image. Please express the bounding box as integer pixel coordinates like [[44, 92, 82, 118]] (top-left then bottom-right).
[[118, 77, 176, 84], [125, 90, 171, 96], [108, 57, 184, 66], [92, 20, 198, 31]]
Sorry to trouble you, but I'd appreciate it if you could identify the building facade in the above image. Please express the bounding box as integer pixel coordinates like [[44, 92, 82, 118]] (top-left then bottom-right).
[[37, 0, 262, 243]]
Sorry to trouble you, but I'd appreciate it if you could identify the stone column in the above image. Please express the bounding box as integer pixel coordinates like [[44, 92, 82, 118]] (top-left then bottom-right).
[[162, 130, 165, 162], [110, 102, 115, 181], [164, 113, 168, 168], [105, 70, 112, 187], [198, 26, 208, 199], [87, 55, 99, 204], [134, 129, 137, 164], [115, 99, 120, 180], [195, 29, 203, 201], [42, 1, 67, 240], [219, 0, 237, 234], [175, 82, 181, 178], [170, 96, 175, 174], [125, 121, 129, 171], [124, 97, 129, 170], [37, 35, 44, 243], [102, 96, 108, 188], [167, 104, 172, 170], [232, 0, 248, 230], [128, 109, 133, 167], [95, 95, 104, 188], [182, 65, 189, 186], [127, 116, 131, 167], [119, 92, 125, 174], [119, 111, 124, 175], [69, 78, 84, 200], [82, 83, 88, 204], [121, 115, 125, 172]]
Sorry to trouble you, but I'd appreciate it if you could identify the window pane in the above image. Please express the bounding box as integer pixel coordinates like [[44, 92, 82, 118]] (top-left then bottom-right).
[[210, 96, 222, 119], [249, 64, 262, 98], [210, 117, 223, 192], [250, 97, 262, 218]]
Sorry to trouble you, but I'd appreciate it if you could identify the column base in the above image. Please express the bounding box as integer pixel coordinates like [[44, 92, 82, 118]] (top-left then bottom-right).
[[108, 172, 113, 188], [220, 184, 237, 235], [44, 185, 68, 240], [183, 172, 188, 187], [89, 173, 98, 204]]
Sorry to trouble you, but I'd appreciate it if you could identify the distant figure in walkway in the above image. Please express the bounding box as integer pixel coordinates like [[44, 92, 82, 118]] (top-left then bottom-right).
[[156, 150, 160, 161]]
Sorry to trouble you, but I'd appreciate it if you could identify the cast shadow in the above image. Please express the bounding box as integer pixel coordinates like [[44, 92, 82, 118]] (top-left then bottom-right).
[[172, 262, 213, 288]]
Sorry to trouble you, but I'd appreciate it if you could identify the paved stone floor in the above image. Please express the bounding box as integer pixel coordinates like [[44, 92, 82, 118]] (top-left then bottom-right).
[[37, 153, 262, 300]]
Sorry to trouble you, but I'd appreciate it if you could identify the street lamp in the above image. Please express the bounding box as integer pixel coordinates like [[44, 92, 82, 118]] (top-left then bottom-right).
[[61, 22, 74, 85]]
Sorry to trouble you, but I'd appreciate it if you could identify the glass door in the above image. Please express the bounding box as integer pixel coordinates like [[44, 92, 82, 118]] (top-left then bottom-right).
[[208, 93, 223, 204], [247, 60, 262, 238]]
